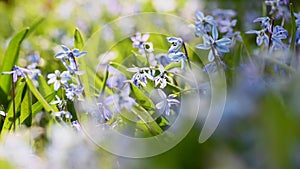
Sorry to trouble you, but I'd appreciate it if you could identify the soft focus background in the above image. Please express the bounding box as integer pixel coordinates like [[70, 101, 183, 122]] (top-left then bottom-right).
[[0, 0, 300, 169]]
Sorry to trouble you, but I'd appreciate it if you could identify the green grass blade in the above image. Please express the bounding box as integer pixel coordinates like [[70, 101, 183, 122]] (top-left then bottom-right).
[[74, 28, 84, 50], [37, 75, 52, 96], [26, 76, 55, 113], [129, 82, 155, 110], [32, 92, 56, 116], [0, 27, 30, 95], [74, 28, 91, 98], [1, 81, 25, 133], [20, 85, 32, 126]]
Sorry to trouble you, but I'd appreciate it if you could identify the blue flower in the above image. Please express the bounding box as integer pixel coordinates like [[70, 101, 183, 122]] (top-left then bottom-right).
[[194, 11, 216, 36], [270, 25, 288, 51], [51, 95, 67, 110], [106, 67, 126, 89], [47, 70, 72, 91], [52, 111, 72, 120], [294, 12, 300, 27], [196, 26, 232, 62], [155, 89, 180, 116], [96, 101, 113, 121], [168, 52, 187, 69], [296, 28, 300, 46], [265, 0, 290, 19], [127, 67, 153, 87], [55, 45, 87, 59], [212, 9, 236, 20], [72, 120, 81, 131], [245, 29, 269, 46], [55, 45, 86, 74], [2, 65, 31, 82], [167, 37, 189, 69], [105, 84, 136, 113], [167, 37, 183, 53], [154, 65, 173, 89], [253, 17, 271, 30], [65, 84, 84, 101], [155, 54, 171, 66], [130, 32, 150, 54]]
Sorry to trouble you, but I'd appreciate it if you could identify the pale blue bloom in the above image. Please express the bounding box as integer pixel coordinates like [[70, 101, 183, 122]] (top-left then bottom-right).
[[2, 65, 31, 82], [265, 0, 290, 19], [51, 95, 67, 111], [47, 70, 72, 91], [167, 37, 189, 69], [130, 32, 150, 54], [52, 111, 73, 120], [55, 45, 87, 59], [212, 9, 236, 20], [55, 45, 86, 74], [296, 28, 300, 46], [155, 89, 180, 116], [167, 52, 187, 69], [105, 84, 136, 113], [253, 17, 271, 30], [96, 102, 113, 121], [194, 11, 216, 36], [295, 12, 300, 27], [245, 29, 269, 46], [65, 84, 84, 101], [106, 67, 126, 89], [202, 61, 226, 73], [167, 37, 183, 53], [196, 26, 232, 62], [155, 54, 171, 66], [72, 120, 81, 131], [127, 67, 153, 87], [154, 65, 173, 89], [270, 25, 288, 50]]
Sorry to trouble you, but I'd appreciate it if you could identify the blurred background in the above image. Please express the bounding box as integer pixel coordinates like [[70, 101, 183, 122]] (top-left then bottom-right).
[[0, 0, 300, 169]]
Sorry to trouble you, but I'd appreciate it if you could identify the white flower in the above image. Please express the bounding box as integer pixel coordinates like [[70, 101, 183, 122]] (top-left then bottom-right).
[[0, 111, 6, 116], [47, 70, 72, 91], [154, 65, 173, 89]]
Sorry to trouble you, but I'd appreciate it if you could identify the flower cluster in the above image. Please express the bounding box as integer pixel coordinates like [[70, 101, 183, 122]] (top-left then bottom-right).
[[47, 45, 87, 123], [194, 10, 234, 68], [265, 0, 290, 20], [246, 10, 289, 52]]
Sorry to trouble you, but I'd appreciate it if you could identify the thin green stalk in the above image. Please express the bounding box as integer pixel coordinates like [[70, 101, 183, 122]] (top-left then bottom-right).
[[11, 76, 16, 132]]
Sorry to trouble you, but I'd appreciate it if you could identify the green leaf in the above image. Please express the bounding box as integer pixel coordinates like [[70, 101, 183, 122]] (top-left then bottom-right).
[[26, 76, 56, 113], [32, 92, 56, 116], [75, 28, 91, 98], [129, 82, 156, 110], [37, 75, 52, 96], [20, 85, 32, 126], [0, 28, 30, 95], [132, 106, 163, 135], [74, 28, 84, 50], [1, 81, 26, 132]]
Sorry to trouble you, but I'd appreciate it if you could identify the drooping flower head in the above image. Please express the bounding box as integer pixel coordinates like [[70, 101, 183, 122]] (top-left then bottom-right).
[[2, 65, 31, 83]]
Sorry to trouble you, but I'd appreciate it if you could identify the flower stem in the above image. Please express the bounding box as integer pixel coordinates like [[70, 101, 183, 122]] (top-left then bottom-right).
[[11, 76, 16, 132], [71, 54, 86, 97], [183, 42, 192, 69], [268, 17, 275, 51]]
